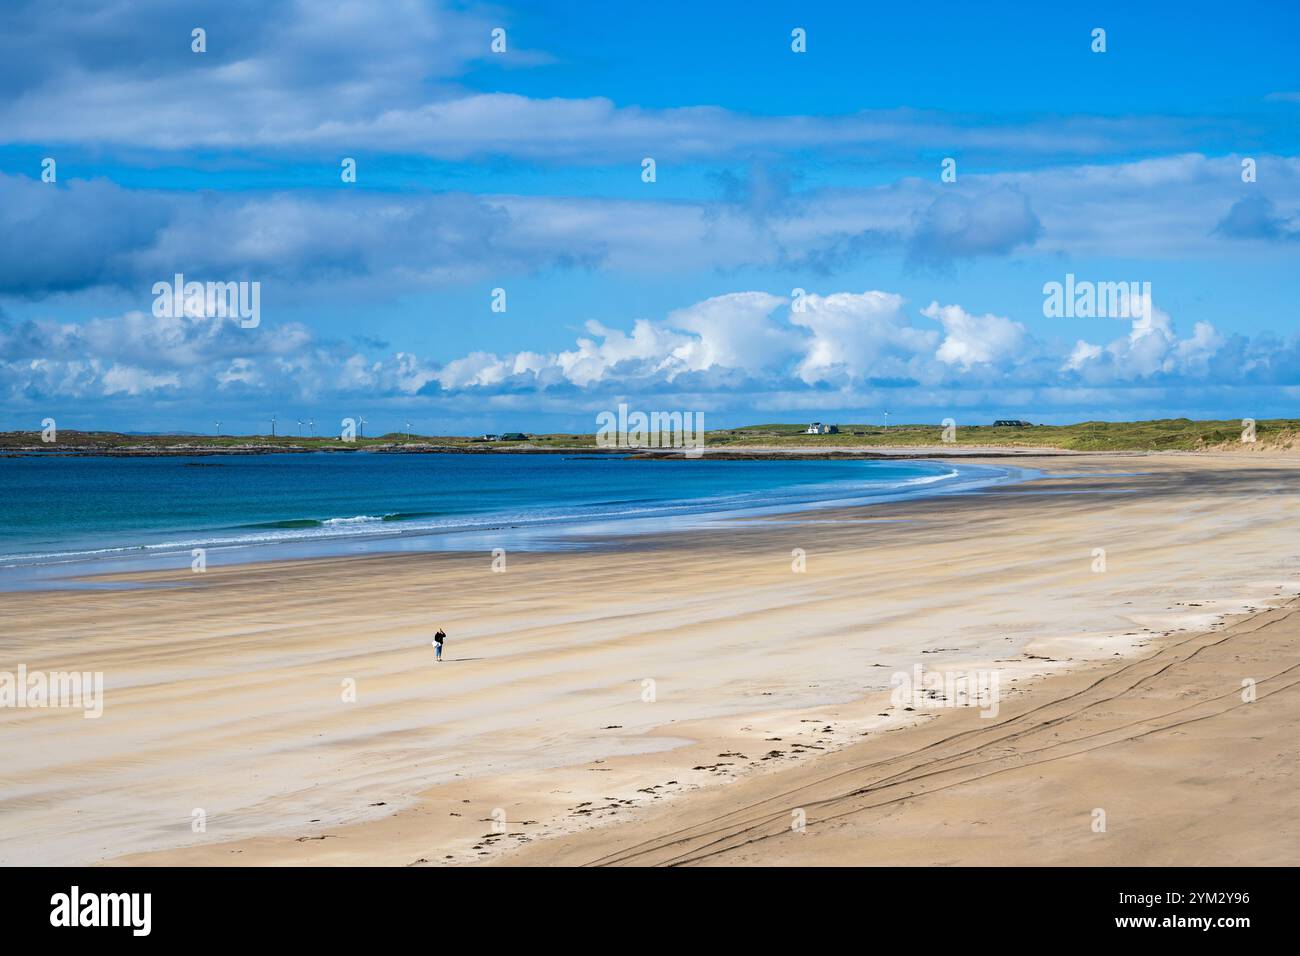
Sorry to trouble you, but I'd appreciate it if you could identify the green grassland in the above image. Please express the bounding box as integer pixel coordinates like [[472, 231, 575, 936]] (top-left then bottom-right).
[[0, 430, 589, 453], [0, 418, 1295, 454], [708, 418, 1300, 451]]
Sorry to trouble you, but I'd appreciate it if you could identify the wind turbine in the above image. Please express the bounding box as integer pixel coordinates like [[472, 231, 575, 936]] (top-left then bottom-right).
[[308, 419, 315, 437], [357, 415, 367, 439], [297, 419, 303, 437], [271, 414, 277, 438], [883, 410, 889, 429], [405, 420, 412, 440], [215, 421, 221, 436]]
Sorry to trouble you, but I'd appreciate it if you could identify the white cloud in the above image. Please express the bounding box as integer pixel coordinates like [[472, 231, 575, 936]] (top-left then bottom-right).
[[1063, 340, 1103, 371], [790, 291, 936, 384], [551, 319, 693, 388], [923, 301, 1027, 371], [1058, 293, 1243, 385], [216, 358, 261, 388], [6, 154, 1299, 306], [665, 292, 797, 373], [3, 288, 1290, 428], [101, 363, 180, 395], [1175, 321, 1226, 371], [0, 0, 1252, 171]]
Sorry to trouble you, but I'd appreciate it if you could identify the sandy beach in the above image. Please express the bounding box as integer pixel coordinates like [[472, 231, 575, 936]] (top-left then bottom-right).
[[2, 450, 1298, 867]]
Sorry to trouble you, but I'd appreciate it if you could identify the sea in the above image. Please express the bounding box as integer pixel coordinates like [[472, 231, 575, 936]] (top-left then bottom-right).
[[0, 452, 1029, 588]]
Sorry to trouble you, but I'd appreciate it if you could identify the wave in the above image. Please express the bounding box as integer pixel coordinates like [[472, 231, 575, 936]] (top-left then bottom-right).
[[238, 511, 441, 530], [321, 515, 385, 526], [899, 468, 960, 486]]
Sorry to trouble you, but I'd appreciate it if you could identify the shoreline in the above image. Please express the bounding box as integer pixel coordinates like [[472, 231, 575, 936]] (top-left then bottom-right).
[[3, 451, 1298, 866], [0, 456, 1027, 590]]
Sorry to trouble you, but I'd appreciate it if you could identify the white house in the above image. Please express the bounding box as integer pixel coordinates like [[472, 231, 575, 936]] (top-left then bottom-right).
[[805, 422, 839, 435]]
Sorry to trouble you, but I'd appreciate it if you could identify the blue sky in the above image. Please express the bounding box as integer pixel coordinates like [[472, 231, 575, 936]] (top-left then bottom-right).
[[1, 0, 1298, 435]]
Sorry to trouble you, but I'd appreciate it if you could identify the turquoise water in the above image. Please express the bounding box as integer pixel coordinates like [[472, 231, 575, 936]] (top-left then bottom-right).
[[0, 452, 1023, 584]]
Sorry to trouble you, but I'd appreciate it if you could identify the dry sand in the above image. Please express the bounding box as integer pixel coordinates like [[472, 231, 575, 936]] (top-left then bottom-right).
[[1, 452, 1297, 866]]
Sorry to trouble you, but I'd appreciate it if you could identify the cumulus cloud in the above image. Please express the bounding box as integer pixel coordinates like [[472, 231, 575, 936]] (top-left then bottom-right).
[[8, 287, 1274, 422], [1056, 298, 1243, 387], [922, 302, 1028, 371], [665, 292, 797, 373], [5, 283, 1263, 403], [789, 292, 935, 384], [1063, 340, 1103, 371]]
